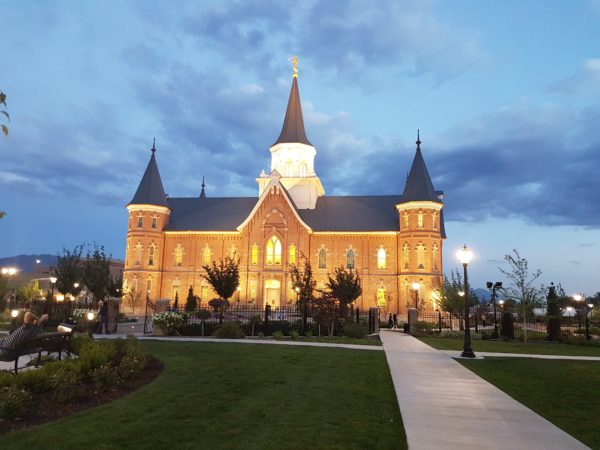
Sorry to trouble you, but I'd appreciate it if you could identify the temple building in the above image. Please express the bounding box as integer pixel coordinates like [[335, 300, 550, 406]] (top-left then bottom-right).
[[123, 68, 446, 315]]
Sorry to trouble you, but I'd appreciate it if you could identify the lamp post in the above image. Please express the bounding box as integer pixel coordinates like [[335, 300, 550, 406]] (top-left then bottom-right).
[[456, 245, 475, 358], [1, 267, 18, 308], [487, 281, 502, 339], [411, 281, 421, 309], [573, 294, 591, 341], [49, 276, 57, 298], [86, 311, 95, 336]]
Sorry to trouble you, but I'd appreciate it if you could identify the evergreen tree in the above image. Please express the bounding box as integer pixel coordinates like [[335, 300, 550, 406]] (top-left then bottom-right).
[[185, 285, 197, 312], [82, 243, 112, 302], [546, 283, 561, 341]]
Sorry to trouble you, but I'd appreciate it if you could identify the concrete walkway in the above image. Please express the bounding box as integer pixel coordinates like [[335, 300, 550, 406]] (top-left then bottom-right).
[[380, 331, 589, 450], [441, 350, 600, 361]]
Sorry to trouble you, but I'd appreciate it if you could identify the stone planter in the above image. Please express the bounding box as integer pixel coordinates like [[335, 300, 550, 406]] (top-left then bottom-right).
[[153, 324, 167, 336]]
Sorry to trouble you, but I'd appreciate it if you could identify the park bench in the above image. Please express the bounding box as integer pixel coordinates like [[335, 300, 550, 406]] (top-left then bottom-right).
[[0, 325, 74, 374]]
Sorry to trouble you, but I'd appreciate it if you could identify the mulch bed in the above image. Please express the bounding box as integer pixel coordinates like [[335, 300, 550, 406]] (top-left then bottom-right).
[[0, 358, 163, 435]]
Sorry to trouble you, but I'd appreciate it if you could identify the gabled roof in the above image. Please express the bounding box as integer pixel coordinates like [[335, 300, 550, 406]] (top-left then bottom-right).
[[401, 134, 441, 203], [129, 143, 169, 208], [272, 77, 312, 146]]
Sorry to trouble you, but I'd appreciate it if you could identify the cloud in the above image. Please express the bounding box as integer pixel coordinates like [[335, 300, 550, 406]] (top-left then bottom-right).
[[550, 58, 600, 95]]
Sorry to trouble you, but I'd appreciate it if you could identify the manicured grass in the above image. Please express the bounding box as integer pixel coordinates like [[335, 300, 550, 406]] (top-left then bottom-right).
[[1, 341, 405, 449], [419, 336, 600, 356], [459, 358, 600, 449]]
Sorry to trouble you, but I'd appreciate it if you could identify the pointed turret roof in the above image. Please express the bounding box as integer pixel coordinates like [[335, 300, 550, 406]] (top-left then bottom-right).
[[272, 76, 312, 146], [402, 131, 441, 203], [199, 176, 206, 199], [129, 139, 169, 207]]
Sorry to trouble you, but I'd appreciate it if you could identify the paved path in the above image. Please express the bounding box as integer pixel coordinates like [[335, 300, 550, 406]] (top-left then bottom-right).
[[379, 331, 589, 450], [441, 350, 600, 361]]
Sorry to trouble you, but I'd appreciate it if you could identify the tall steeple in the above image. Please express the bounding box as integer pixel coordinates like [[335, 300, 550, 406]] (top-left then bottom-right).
[[199, 176, 206, 199], [258, 57, 324, 209], [129, 139, 169, 207], [402, 131, 441, 203]]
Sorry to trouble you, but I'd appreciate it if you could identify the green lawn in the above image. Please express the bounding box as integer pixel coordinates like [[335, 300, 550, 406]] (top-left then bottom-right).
[[0, 341, 405, 450], [459, 358, 600, 449], [419, 336, 600, 356]]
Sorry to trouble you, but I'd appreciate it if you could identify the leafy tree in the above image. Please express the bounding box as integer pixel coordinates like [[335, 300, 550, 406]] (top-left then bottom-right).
[[546, 283, 561, 341], [313, 296, 340, 337], [439, 270, 464, 318], [185, 286, 198, 312], [82, 243, 112, 302], [53, 245, 83, 300], [1, 91, 9, 136], [498, 249, 543, 342], [322, 267, 362, 318], [108, 274, 123, 298], [16, 280, 40, 303], [289, 258, 317, 335], [201, 255, 240, 316], [123, 288, 142, 313]]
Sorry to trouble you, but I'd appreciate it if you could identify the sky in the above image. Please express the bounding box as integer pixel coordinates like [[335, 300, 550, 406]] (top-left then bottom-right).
[[1, 0, 600, 296]]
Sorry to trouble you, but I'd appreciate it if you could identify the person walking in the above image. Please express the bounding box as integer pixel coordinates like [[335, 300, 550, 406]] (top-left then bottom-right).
[[393, 314, 398, 330]]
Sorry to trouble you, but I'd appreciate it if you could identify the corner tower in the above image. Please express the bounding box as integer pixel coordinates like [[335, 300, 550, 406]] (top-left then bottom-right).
[[124, 140, 170, 300], [257, 58, 324, 209], [396, 132, 445, 311]]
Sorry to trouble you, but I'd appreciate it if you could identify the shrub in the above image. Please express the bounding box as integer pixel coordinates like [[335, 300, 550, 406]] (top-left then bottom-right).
[[500, 313, 515, 340], [91, 363, 121, 390], [180, 322, 219, 337], [342, 321, 368, 338], [257, 332, 265, 339], [50, 366, 82, 403], [0, 371, 16, 389], [438, 331, 463, 339], [305, 330, 313, 338], [16, 368, 52, 394], [214, 321, 245, 339], [0, 385, 31, 420], [273, 330, 284, 340], [152, 311, 185, 335], [78, 341, 117, 372], [290, 331, 299, 340], [70, 333, 94, 355]]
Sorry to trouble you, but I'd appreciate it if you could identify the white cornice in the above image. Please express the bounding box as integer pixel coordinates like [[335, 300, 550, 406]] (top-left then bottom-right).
[[126, 204, 171, 214], [395, 201, 443, 212]]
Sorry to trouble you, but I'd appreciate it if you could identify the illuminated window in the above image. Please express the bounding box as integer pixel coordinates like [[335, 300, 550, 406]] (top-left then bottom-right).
[[134, 243, 142, 266], [251, 243, 258, 266], [137, 215, 143, 228], [151, 216, 157, 229], [432, 244, 439, 270], [377, 247, 386, 269], [403, 212, 409, 229], [175, 243, 183, 267], [289, 244, 296, 265], [203, 246, 211, 266], [266, 236, 282, 265], [376, 287, 387, 308], [148, 244, 156, 266], [432, 211, 438, 230], [132, 277, 138, 292], [416, 243, 425, 269], [200, 285, 209, 301], [318, 248, 326, 269], [417, 211, 424, 228], [346, 249, 355, 269], [403, 243, 410, 269], [172, 280, 180, 300]]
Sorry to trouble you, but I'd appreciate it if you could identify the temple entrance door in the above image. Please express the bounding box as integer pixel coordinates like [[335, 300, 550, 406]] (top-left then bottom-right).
[[264, 279, 281, 308]]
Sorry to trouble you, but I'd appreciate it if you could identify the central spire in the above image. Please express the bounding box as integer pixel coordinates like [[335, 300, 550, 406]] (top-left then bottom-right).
[[272, 58, 312, 146]]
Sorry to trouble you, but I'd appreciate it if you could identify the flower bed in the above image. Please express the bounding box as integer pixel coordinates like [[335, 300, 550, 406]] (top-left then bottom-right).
[[152, 311, 185, 335]]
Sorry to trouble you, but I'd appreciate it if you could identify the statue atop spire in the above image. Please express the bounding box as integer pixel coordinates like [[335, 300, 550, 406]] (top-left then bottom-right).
[[416, 129, 421, 151], [200, 176, 206, 199], [151, 137, 156, 155], [289, 56, 298, 78]]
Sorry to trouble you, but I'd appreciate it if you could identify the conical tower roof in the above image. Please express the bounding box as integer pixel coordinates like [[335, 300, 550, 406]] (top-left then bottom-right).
[[129, 140, 169, 207], [402, 132, 441, 203], [272, 76, 312, 146]]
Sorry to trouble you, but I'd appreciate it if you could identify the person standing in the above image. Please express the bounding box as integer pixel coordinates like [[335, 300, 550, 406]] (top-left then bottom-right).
[[392, 314, 398, 330], [388, 313, 393, 328], [99, 300, 110, 334]]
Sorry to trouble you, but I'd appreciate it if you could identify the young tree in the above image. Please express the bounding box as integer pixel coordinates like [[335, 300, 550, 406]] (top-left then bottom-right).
[[498, 249, 543, 342], [185, 286, 197, 312], [82, 243, 112, 302], [289, 258, 317, 335], [322, 267, 362, 318], [546, 283, 561, 341], [16, 280, 41, 303], [123, 288, 142, 313], [201, 255, 240, 316], [53, 245, 83, 300]]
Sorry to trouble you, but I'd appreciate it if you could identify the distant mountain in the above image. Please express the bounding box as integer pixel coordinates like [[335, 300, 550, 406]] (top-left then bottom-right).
[[0, 254, 58, 272]]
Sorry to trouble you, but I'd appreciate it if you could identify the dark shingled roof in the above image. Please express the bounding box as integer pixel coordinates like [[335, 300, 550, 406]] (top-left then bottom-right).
[[129, 147, 169, 207], [272, 77, 312, 146], [402, 138, 441, 203], [299, 196, 403, 231], [165, 197, 257, 231]]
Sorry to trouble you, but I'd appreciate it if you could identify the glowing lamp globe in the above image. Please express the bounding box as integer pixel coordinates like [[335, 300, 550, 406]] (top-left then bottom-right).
[[456, 245, 473, 265]]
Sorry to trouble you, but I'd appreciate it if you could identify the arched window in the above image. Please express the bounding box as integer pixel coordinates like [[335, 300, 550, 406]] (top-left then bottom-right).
[[432, 244, 439, 270], [288, 244, 296, 265], [417, 211, 424, 228], [346, 249, 355, 269], [266, 236, 282, 265], [403, 243, 410, 269], [299, 161, 308, 177], [151, 216, 158, 229], [416, 243, 425, 269], [285, 159, 293, 176], [377, 247, 386, 269], [432, 211, 438, 230], [251, 243, 258, 266], [146, 277, 152, 295], [175, 243, 184, 267], [134, 243, 142, 266], [202, 245, 211, 266], [148, 244, 156, 266], [137, 214, 143, 228], [318, 248, 327, 269]]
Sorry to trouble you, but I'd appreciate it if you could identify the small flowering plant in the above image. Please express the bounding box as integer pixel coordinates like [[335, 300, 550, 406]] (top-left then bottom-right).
[[152, 311, 185, 335]]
